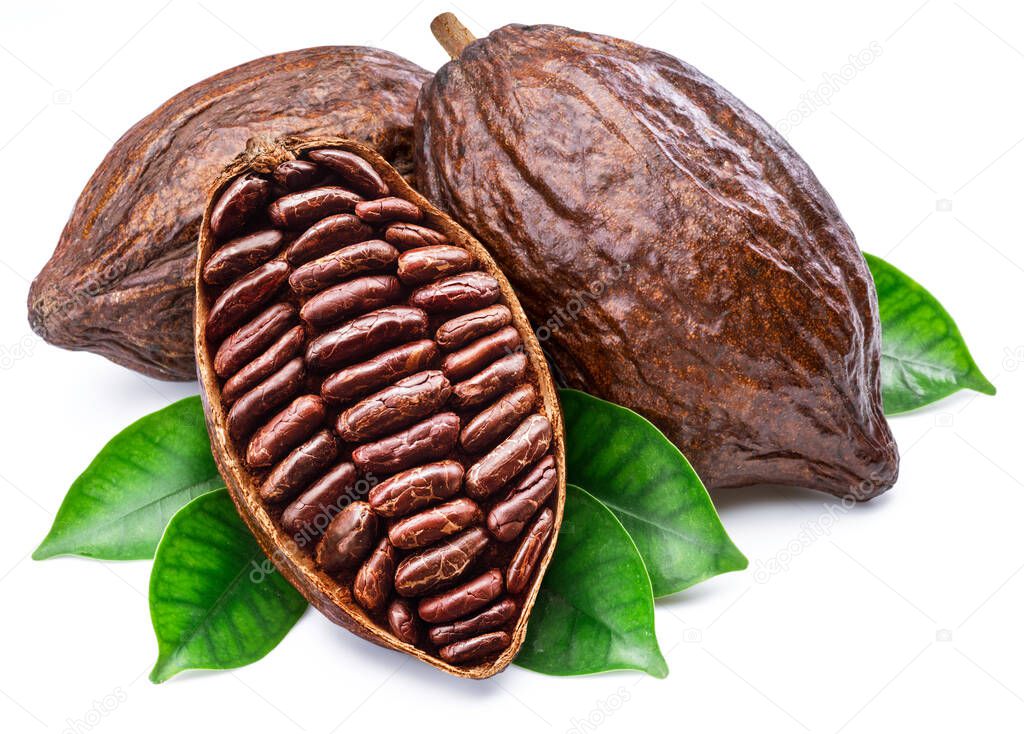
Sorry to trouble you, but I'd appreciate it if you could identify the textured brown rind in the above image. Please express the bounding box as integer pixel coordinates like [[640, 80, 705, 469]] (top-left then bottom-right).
[[196, 137, 566, 678], [415, 23, 899, 500], [29, 47, 430, 380]]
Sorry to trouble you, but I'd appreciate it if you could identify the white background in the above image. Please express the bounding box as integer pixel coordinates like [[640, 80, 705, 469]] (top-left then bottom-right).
[[1, 1, 1021, 732]]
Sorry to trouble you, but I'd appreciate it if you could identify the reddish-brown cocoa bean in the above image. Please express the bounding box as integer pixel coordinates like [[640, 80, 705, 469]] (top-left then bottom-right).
[[337, 371, 452, 442], [308, 149, 389, 198], [246, 394, 326, 467], [396, 245, 475, 286], [418, 569, 503, 624], [288, 240, 398, 295], [388, 598, 421, 645], [460, 383, 537, 454], [408, 271, 500, 313], [368, 460, 464, 518], [393, 527, 489, 597], [321, 339, 438, 404], [213, 303, 296, 379], [355, 197, 422, 223], [351, 412, 459, 475], [317, 501, 379, 573], [300, 275, 404, 328], [305, 306, 429, 371], [202, 230, 285, 286], [353, 538, 397, 612], [284, 213, 374, 265], [269, 186, 363, 230], [435, 304, 512, 351], [442, 326, 521, 382], [222, 325, 305, 405], [273, 159, 324, 192], [465, 415, 552, 499], [506, 508, 554, 594], [280, 462, 358, 539], [439, 632, 511, 664], [388, 497, 482, 550], [260, 429, 338, 503], [210, 173, 270, 238], [206, 260, 290, 341], [487, 455, 557, 542], [427, 598, 517, 647], [226, 357, 305, 442], [384, 222, 447, 249], [451, 352, 528, 409]]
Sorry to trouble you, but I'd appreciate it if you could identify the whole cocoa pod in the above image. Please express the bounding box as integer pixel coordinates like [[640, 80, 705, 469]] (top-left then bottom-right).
[[416, 17, 899, 500], [28, 47, 430, 380], [196, 137, 565, 678]]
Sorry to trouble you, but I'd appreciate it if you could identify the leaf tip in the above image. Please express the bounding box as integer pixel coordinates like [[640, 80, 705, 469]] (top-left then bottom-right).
[[646, 652, 669, 679]]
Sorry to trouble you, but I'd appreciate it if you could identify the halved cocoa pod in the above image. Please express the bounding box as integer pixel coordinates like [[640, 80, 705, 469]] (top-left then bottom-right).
[[418, 15, 899, 500], [196, 137, 565, 679], [29, 47, 430, 380]]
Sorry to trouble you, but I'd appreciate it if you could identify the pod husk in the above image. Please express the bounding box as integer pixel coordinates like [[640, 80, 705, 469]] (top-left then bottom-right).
[[195, 136, 566, 678], [29, 47, 429, 380]]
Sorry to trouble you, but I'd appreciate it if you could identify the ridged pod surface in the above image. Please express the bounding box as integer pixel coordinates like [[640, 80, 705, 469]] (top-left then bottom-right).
[[196, 137, 565, 677], [29, 47, 430, 380], [416, 22, 899, 499]]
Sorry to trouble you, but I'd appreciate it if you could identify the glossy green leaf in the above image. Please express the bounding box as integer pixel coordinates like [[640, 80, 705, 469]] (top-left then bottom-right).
[[559, 389, 746, 597], [34, 396, 222, 560], [516, 484, 667, 678], [149, 490, 307, 683], [865, 253, 996, 414]]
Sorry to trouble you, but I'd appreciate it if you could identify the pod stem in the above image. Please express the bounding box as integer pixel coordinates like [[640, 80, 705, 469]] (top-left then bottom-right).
[[431, 13, 476, 59]]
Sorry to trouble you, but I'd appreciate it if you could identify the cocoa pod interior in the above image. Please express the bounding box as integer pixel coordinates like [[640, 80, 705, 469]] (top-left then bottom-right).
[[29, 47, 430, 380], [416, 19, 899, 500], [195, 137, 565, 678]]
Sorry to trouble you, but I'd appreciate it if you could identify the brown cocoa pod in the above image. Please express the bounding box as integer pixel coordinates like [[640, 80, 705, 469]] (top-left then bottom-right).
[[417, 18, 898, 500], [196, 138, 564, 678], [29, 47, 430, 380]]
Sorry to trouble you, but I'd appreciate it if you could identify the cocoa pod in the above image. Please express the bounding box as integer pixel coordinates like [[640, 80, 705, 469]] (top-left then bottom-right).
[[196, 137, 565, 679], [416, 17, 899, 500], [28, 47, 430, 380]]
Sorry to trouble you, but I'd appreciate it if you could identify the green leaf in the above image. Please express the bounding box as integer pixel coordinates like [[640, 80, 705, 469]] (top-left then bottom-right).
[[34, 396, 222, 560], [866, 253, 996, 414], [149, 490, 307, 683], [516, 484, 667, 678], [559, 389, 746, 597]]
